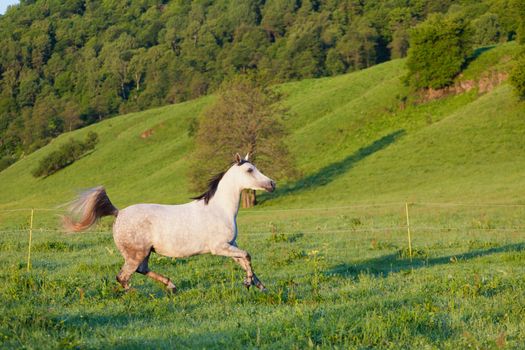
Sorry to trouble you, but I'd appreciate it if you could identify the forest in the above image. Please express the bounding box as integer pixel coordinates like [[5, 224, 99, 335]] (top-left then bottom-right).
[[0, 0, 523, 168]]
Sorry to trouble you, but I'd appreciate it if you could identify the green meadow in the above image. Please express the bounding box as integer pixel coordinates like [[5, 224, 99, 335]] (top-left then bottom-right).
[[1, 42, 525, 348]]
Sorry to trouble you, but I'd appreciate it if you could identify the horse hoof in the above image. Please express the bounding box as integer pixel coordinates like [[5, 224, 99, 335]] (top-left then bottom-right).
[[167, 281, 177, 293], [167, 284, 177, 294]]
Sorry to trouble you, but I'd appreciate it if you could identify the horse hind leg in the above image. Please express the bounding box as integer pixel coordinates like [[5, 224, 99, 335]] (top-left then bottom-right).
[[116, 246, 150, 291], [136, 250, 177, 293], [116, 260, 141, 291]]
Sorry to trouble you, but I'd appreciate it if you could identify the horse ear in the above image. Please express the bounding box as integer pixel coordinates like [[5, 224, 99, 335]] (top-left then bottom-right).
[[244, 152, 250, 161], [234, 153, 242, 164]]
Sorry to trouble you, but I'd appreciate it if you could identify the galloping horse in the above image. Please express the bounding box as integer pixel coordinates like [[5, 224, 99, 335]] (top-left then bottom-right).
[[64, 153, 275, 293]]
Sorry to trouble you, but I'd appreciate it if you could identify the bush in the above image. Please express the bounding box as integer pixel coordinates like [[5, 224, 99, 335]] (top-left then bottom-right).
[[510, 50, 525, 99], [511, 2, 525, 99], [517, 0, 525, 44], [84, 131, 99, 149], [406, 14, 473, 90], [0, 155, 16, 172], [32, 132, 99, 178]]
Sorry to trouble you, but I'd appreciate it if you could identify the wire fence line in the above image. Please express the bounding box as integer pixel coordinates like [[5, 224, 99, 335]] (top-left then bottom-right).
[[1, 202, 524, 271], [0, 207, 67, 213], [2, 202, 525, 232], [2, 226, 525, 236], [2, 201, 525, 214], [412, 202, 525, 208]]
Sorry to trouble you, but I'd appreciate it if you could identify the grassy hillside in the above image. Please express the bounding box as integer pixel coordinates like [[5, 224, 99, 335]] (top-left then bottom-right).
[[1, 42, 523, 218]]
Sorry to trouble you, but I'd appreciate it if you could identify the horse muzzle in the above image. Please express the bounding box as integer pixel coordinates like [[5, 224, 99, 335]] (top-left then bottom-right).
[[264, 180, 276, 192]]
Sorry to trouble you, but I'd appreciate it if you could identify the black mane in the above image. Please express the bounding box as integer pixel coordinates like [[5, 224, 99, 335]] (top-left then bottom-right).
[[191, 171, 226, 204], [191, 159, 251, 204]]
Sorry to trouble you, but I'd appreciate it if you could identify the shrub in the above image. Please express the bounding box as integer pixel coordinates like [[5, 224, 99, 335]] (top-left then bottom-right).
[[32, 132, 99, 178], [406, 14, 473, 90], [510, 0, 525, 99], [517, 0, 525, 44], [0, 155, 16, 172], [510, 50, 525, 100], [84, 131, 99, 149]]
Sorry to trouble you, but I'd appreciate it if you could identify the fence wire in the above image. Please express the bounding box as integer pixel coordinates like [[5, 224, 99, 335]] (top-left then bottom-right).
[[1, 202, 524, 272]]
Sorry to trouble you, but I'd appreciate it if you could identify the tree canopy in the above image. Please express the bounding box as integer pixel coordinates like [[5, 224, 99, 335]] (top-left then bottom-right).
[[0, 0, 523, 169], [510, 0, 525, 99], [406, 13, 473, 90], [189, 76, 295, 207]]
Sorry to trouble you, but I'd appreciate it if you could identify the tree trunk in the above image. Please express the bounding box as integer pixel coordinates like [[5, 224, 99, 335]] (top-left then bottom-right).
[[135, 73, 141, 91], [241, 189, 256, 208]]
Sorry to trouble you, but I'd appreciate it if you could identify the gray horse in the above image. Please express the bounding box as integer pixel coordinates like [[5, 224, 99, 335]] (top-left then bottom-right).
[[64, 153, 275, 293]]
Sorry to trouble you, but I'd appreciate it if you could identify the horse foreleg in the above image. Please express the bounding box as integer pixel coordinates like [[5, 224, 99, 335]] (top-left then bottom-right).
[[213, 244, 267, 291], [232, 257, 266, 291], [231, 257, 253, 286]]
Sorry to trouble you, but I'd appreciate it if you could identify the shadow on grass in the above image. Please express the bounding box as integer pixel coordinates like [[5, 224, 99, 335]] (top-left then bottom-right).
[[259, 129, 405, 202], [462, 45, 497, 70], [327, 242, 525, 278]]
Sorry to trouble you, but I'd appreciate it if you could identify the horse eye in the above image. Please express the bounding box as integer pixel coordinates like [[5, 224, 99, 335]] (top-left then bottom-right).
[[247, 168, 253, 173]]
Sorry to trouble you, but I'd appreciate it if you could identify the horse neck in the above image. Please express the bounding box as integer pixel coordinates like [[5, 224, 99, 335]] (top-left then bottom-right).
[[209, 172, 242, 218]]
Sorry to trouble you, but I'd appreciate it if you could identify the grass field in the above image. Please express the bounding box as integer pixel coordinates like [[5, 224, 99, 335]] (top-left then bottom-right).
[[1, 204, 525, 349], [1, 42, 525, 348]]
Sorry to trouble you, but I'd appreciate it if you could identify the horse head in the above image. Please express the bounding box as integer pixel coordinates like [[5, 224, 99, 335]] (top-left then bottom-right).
[[230, 153, 276, 192]]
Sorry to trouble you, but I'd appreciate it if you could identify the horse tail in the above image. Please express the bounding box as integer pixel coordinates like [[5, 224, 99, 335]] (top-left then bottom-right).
[[63, 186, 119, 232]]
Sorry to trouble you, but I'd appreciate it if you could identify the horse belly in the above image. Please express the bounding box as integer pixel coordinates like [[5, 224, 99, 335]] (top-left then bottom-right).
[[152, 228, 211, 258]]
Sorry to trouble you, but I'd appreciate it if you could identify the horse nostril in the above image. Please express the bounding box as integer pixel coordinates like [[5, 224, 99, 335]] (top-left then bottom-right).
[[265, 180, 276, 192]]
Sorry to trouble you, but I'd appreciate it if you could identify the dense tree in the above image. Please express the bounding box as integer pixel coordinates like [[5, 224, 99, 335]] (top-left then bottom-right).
[[190, 76, 295, 208], [336, 18, 379, 70], [510, 0, 525, 99], [472, 13, 502, 46], [387, 7, 413, 58], [61, 100, 82, 132], [515, 0, 525, 44], [510, 51, 525, 99], [406, 13, 473, 90], [0, 0, 521, 166]]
